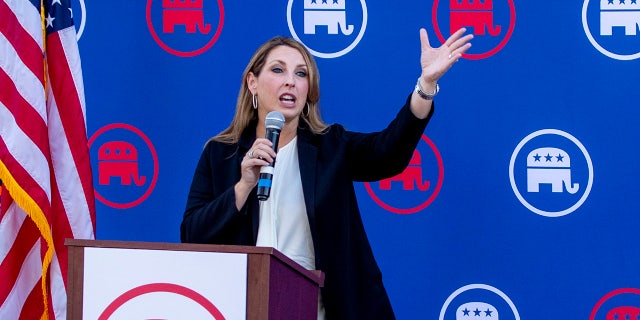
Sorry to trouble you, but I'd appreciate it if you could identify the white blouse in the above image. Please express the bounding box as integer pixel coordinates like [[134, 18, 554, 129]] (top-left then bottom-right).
[[256, 137, 316, 269], [255, 137, 325, 319]]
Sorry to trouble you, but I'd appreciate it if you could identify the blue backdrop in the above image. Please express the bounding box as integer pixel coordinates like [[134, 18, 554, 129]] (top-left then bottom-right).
[[76, 0, 640, 318]]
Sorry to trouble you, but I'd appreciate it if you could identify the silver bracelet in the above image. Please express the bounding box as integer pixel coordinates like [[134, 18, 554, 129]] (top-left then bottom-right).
[[415, 78, 439, 100]]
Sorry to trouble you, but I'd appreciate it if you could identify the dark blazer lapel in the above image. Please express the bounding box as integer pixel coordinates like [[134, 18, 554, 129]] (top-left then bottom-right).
[[296, 129, 319, 243], [239, 124, 261, 242]]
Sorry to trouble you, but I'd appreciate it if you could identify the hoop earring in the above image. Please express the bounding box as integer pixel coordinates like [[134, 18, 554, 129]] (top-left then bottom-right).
[[252, 94, 258, 110], [304, 102, 310, 117]]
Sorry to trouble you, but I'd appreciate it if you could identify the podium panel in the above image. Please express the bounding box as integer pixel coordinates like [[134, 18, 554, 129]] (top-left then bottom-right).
[[66, 239, 324, 320]]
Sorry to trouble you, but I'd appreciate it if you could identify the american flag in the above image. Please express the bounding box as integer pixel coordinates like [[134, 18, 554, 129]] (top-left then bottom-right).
[[0, 0, 96, 319]]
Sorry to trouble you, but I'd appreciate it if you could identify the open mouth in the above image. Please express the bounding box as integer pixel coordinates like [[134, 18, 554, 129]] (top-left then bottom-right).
[[280, 93, 296, 104]]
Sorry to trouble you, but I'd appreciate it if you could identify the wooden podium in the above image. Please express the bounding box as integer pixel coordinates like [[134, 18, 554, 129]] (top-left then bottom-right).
[[65, 239, 324, 319]]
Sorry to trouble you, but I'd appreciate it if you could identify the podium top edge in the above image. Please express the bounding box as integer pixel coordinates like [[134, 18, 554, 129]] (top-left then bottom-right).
[[65, 239, 272, 254], [64, 239, 324, 285]]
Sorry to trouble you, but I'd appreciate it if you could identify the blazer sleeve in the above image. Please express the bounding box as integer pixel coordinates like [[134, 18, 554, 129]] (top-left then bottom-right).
[[343, 94, 434, 181], [180, 141, 254, 244]]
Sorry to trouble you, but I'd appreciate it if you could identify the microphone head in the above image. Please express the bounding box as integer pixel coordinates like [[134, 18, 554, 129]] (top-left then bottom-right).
[[265, 111, 285, 130]]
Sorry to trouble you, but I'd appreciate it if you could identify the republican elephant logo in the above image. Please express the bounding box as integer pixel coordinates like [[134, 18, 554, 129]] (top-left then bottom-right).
[[98, 141, 147, 186], [450, 0, 501, 36], [303, 0, 354, 35], [606, 306, 640, 320], [162, 0, 211, 34], [526, 147, 579, 194], [600, 0, 640, 36], [456, 302, 498, 319], [379, 150, 430, 191]]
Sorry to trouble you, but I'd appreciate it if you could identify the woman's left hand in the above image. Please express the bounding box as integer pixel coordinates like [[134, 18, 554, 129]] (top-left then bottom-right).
[[419, 27, 473, 85]]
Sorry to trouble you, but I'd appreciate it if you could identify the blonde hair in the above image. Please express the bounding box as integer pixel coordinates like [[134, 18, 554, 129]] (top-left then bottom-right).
[[213, 36, 327, 144]]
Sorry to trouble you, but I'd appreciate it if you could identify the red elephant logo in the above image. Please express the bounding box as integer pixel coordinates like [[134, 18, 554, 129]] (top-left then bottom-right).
[[450, 0, 501, 36], [607, 306, 640, 320], [98, 141, 147, 186], [379, 150, 430, 191], [162, 0, 211, 34]]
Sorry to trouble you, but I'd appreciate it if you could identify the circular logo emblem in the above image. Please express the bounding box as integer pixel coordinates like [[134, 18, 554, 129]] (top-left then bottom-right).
[[146, 0, 224, 57], [590, 288, 640, 320], [582, 0, 640, 60], [509, 129, 593, 217], [440, 284, 520, 320], [364, 135, 444, 214], [287, 0, 368, 58], [70, 0, 87, 40], [88, 123, 159, 209], [432, 0, 516, 60]]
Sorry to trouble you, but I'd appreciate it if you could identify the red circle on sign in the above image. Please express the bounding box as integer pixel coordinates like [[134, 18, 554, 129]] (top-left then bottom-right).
[[364, 135, 444, 214], [88, 123, 159, 209], [589, 287, 640, 320], [98, 282, 226, 319], [431, 0, 516, 60], [145, 0, 225, 57]]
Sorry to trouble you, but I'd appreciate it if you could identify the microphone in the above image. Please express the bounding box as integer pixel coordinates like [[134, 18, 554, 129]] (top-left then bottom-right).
[[257, 111, 285, 201]]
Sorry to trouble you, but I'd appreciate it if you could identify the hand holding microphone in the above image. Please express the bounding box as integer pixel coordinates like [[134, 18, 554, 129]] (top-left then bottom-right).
[[242, 111, 285, 201], [256, 111, 285, 200]]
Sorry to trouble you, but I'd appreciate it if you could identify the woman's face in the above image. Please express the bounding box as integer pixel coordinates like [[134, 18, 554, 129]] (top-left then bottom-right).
[[249, 45, 309, 124]]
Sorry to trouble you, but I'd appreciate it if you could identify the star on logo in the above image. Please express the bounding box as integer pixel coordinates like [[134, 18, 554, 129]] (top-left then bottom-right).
[[462, 308, 471, 316], [484, 308, 493, 316], [533, 153, 542, 162], [473, 308, 482, 316], [545, 153, 553, 162], [556, 154, 564, 162]]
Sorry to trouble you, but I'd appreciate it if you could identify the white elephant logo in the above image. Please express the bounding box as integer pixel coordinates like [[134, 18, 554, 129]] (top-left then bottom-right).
[[600, 0, 640, 35], [527, 147, 579, 194], [303, 0, 354, 35], [456, 302, 498, 319]]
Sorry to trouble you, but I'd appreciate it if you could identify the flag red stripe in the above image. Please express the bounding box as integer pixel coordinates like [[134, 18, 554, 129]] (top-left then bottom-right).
[[0, 188, 11, 217], [0, 218, 41, 306], [49, 177, 72, 285], [0, 140, 51, 215], [46, 33, 96, 223], [0, 0, 45, 85], [0, 69, 49, 157], [20, 270, 45, 320]]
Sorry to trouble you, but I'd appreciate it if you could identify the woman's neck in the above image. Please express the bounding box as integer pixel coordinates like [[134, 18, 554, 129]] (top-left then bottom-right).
[[273, 124, 296, 149]]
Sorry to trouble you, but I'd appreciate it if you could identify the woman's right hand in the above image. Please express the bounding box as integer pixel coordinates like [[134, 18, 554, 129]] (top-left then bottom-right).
[[234, 138, 276, 209]]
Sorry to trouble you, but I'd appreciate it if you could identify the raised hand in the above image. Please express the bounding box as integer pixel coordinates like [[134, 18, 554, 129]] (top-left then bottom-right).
[[420, 27, 473, 84]]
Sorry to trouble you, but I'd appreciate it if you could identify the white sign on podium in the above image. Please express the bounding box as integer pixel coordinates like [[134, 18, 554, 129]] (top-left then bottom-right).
[[82, 247, 247, 319]]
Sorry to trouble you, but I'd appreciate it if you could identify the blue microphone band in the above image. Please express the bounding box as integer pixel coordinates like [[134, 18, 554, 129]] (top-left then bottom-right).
[[258, 176, 273, 188], [257, 172, 273, 201]]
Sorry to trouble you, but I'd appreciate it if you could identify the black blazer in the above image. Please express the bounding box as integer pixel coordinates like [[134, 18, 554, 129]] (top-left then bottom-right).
[[182, 95, 433, 319]]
